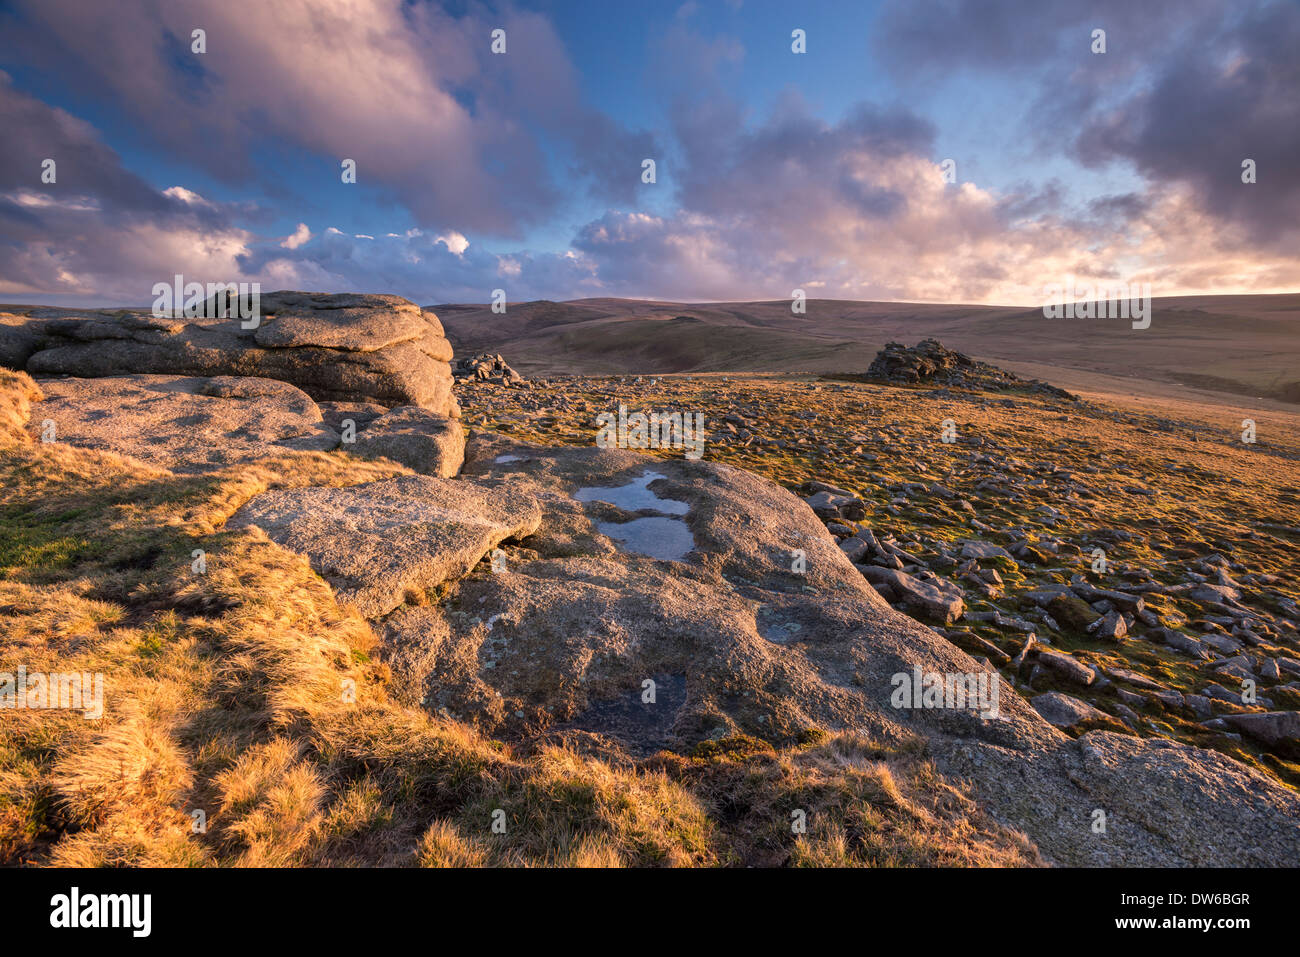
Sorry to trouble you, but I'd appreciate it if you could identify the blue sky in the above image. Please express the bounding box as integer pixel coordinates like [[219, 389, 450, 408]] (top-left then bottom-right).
[[1, 0, 1297, 307]]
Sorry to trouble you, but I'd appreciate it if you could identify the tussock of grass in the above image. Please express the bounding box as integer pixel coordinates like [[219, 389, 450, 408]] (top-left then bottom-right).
[[0, 369, 41, 445], [653, 732, 1038, 867], [0, 372, 1040, 867]]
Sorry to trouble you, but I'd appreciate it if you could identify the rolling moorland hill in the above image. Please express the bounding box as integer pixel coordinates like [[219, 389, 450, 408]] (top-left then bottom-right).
[[433, 294, 1300, 409]]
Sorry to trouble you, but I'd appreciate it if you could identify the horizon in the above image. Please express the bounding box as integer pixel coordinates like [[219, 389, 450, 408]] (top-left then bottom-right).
[[2, 0, 1298, 308], [9, 289, 1300, 313]]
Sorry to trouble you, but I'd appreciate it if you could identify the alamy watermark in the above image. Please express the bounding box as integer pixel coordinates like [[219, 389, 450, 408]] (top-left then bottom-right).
[[49, 887, 150, 937], [151, 274, 261, 328], [1, 666, 103, 719], [596, 403, 706, 460], [1042, 277, 1151, 330], [890, 667, 1001, 719]]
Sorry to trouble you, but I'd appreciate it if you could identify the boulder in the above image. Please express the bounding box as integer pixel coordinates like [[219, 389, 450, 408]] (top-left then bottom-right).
[[1189, 582, 1243, 604], [387, 434, 1024, 753], [317, 400, 388, 433], [2, 292, 459, 414], [938, 730, 1300, 866], [1090, 609, 1128, 642], [960, 540, 1013, 561], [1036, 649, 1095, 687], [1030, 691, 1113, 729], [859, 565, 965, 625], [28, 374, 338, 472], [228, 474, 542, 617], [1046, 593, 1102, 630], [1222, 712, 1300, 753], [0, 313, 46, 368], [351, 405, 465, 477], [867, 339, 1075, 398], [453, 352, 524, 385]]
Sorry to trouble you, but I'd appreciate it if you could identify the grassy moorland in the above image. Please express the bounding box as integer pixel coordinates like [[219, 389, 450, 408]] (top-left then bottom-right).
[[3, 357, 1297, 867], [0, 369, 1036, 867], [456, 372, 1300, 788], [435, 294, 1300, 405]]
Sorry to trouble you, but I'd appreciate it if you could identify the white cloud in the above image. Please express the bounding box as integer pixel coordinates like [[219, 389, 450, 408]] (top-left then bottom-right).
[[162, 186, 210, 207], [281, 223, 313, 249], [436, 231, 469, 256]]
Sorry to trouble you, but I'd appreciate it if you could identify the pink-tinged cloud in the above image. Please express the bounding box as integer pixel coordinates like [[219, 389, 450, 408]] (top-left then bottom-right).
[[1, 0, 1296, 306], [8, 0, 654, 236]]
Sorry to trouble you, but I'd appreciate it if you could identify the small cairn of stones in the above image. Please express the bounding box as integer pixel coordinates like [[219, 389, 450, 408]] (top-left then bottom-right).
[[867, 339, 1075, 399], [454, 353, 524, 386]]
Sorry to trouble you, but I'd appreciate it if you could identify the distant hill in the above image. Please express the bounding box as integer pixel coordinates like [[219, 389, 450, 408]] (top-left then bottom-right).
[[431, 294, 1300, 406]]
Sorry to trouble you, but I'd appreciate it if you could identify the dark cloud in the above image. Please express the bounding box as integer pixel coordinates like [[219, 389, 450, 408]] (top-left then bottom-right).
[[674, 94, 935, 227], [1075, 2, 1300, 244], [0, 72, 169, 216], [874, 0, 1300, 248], [0, 73, 254, 301], [872, 0, 1220, 76]]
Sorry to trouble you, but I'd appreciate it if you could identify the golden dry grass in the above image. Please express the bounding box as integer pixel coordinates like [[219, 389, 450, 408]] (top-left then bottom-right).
[[0, 372, 1040, 868]]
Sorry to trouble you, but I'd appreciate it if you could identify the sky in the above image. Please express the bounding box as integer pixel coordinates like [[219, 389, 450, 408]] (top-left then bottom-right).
[[0, 0, 1297, 307]]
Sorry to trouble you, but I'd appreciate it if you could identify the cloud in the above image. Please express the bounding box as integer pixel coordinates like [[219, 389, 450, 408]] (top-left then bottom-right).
[[436, 231, 469, 256], [4, 0, 656, 237], [1073, 2, 1300, 246], [563, 88, 1300, 303], [872, 0, 1300, 249], [280, 223, 312, 250], [1, 3, 1295, 307], [0, 73, 256, 303]]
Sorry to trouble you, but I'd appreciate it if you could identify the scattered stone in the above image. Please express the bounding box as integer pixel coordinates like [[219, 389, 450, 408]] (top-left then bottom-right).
[[1104, 667, 1165, 691], [1030, 692, 1114, 729], [1090, 609, 1128, 642], [859, 566, 966, 625], [1036, 649, 1095, 686], [1047, 593, 1102, 630], [1222, 712, 1300, 753], [961, 540, 1013, 561], [1154, 629, 1213, 660]]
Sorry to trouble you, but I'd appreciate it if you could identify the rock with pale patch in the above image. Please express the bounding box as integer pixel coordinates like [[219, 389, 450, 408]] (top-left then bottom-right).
[[29, 374, 338, 472], [228, 474, 542, 617]]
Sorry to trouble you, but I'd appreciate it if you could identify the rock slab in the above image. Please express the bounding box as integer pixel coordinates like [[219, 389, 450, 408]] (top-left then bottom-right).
[[228, 474, 541, 617], [30, 374, 338, 473], [351, 405, 465, 477]]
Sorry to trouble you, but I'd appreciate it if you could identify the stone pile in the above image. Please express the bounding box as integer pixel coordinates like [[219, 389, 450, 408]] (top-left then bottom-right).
[[867, 339, 1076, 399], [454, 353, 523, 385]]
